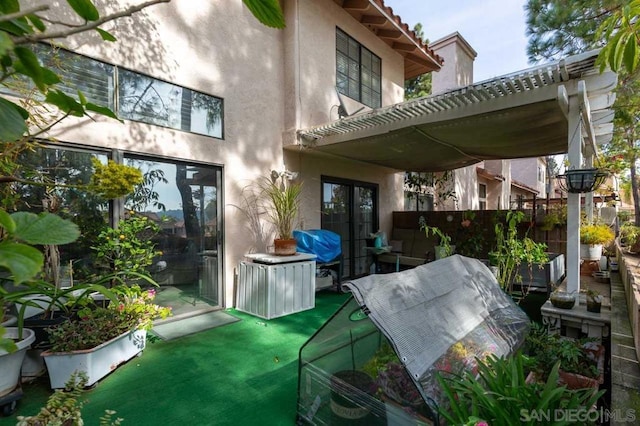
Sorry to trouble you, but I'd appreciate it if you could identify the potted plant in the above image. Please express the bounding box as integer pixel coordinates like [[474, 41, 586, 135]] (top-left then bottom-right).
[[489, 211, 549, 302], [41, 283, 171, 389], [580, 223, 614, 261], [585, 289, 603, 313], [436, 351, 604, 425], [525, 324, 604, 390], [419, 216, 453, 259], [0, 209, 118, 396], [261, 171, 302, 256]]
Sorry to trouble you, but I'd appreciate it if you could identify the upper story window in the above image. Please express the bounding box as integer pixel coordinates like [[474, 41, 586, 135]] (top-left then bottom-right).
[[336, 28, 381, 109], [537, 166, 545, 183], [4, 44, 224, 139]]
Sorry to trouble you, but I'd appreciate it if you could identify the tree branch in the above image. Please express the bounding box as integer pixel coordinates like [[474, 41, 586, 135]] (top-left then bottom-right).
[[13, 0, 171, 45], [0, 4, 49, 23]]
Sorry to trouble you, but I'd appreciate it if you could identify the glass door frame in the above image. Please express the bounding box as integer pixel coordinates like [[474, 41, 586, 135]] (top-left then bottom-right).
[[320, 175, 379, 279]]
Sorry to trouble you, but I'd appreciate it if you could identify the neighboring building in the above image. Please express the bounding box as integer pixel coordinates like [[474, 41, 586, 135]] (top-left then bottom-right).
[[403, 32, 546, 212], [12, 0, 442, 313]]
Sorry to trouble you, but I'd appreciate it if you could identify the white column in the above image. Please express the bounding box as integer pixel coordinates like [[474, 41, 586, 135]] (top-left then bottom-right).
[[566, 96, 582, 301], [585, 155, 594, 223]]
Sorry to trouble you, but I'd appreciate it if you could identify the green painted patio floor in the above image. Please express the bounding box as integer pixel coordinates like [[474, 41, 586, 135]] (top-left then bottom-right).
[[3, 292, 350, 426]]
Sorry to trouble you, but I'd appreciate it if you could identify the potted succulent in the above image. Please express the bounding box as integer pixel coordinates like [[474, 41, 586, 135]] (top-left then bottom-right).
[[261, 171, 302, 256], [585, 289, 603, 313], [580, 223, 614, 261], [41, 283, 171, 388]]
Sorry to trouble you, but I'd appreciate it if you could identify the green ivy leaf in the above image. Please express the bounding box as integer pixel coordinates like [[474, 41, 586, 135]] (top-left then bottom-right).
[[96, 28, 116, 42], [0, 241, 44, 284], [242, 0, 285, 29], [66, 0, 100, 22], [11, 211, 80, 245], [0, 97, 28, 141]]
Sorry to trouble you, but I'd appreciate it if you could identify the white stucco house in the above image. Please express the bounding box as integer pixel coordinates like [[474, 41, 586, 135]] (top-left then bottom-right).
[[10, 0, 616, 320]]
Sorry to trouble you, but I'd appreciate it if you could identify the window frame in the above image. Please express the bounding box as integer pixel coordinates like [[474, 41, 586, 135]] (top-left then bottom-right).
[[336, 27, 381, 108]]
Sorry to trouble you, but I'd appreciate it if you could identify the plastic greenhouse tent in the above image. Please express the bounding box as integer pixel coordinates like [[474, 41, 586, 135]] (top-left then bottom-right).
[[296, 255, 530, 425]]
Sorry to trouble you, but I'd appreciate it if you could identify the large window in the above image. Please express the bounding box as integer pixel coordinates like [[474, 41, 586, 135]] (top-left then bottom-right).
[[118, 70, 223, 137], [2, 44, 224, 139], [336, 28, 381, 108], [15, 145, 224, 310]]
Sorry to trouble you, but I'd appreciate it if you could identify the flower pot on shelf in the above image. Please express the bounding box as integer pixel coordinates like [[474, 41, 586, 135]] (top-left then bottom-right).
[[273, 238, 297, 256], [580, 244, 603, 261], [42, 329, 147, 389], [549, 292, 576, 309], [0, 328, 35, 397]]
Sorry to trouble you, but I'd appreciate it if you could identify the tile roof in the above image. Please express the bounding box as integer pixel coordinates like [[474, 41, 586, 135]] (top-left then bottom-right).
[[335, 0, 443, 79]]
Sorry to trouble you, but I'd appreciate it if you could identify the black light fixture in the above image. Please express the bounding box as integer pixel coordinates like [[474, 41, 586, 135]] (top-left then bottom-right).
[[557, 168, 609, 193]]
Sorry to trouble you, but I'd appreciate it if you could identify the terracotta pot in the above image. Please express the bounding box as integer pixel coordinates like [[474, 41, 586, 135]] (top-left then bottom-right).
[[274, 238, 297, 256], [558, 370, 600, 389]]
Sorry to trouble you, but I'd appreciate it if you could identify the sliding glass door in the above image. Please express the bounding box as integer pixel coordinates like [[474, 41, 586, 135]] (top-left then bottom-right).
[[124, 156, 223, 316], [321, 177, 378, 279]]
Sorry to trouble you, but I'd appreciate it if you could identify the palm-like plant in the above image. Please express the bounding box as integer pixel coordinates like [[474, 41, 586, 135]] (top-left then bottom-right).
[[262, 173, 302, 240]]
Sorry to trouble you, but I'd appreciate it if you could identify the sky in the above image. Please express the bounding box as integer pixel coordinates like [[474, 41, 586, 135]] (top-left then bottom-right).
[[384, 0, 532, 82]]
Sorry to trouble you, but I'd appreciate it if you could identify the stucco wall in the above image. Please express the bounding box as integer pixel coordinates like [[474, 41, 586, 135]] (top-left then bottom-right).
[[26, 0, 407, 307], [512, 158, 546, 198], [286, 0, 406, 132]]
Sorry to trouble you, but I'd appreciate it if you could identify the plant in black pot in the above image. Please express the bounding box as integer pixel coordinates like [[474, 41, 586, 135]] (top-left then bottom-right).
[[585, 289, 603, 313]]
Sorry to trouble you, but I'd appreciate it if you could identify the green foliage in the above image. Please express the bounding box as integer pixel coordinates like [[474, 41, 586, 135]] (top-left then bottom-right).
[[47, 284, 171, 352], [597, 0, 640, 73], [91, 213, 160, 278], [436, 351, 604, 426], [580, 223, 615, 245], [16, 371, 123, 425], [242, 0, 285, 29], [490, 211, 548, 296], [404, 171, 457, 209], [404, 23, 432, 99], [525, 0, 618, 63], [0, 325, 18, 352], [620, 222, 640, 246], [525, 323, 602, 381], [419, 216, 452, 257], [0, 209, 79, 284], [88, 158, 143, 200], [540, 205, 567, 231], [261, 174, 302, 239]]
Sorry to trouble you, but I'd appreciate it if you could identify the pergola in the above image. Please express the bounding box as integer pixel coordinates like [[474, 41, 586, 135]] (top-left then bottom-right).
[[298, 50, 618, 300]]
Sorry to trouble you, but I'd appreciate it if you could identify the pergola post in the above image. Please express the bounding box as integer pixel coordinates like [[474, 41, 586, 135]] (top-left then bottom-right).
[[566, 95, 582, 301]]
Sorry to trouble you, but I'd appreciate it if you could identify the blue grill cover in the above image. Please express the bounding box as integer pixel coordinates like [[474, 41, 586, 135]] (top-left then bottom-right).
[[294, 229, 341, 263]]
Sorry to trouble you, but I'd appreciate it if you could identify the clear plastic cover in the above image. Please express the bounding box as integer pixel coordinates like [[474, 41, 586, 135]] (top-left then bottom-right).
[[297, 255, 529, 425]]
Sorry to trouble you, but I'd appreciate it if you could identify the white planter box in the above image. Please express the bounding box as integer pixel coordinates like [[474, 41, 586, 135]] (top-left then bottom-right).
[[42, 329, 146, 389], [0, 328, 35, 396]]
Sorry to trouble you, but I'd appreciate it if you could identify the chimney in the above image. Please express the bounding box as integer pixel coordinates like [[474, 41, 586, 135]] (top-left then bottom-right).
[[429, 32, 477, 95]]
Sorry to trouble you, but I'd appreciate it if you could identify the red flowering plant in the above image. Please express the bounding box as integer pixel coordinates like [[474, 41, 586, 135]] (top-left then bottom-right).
[[46, 284, 171, 352]]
